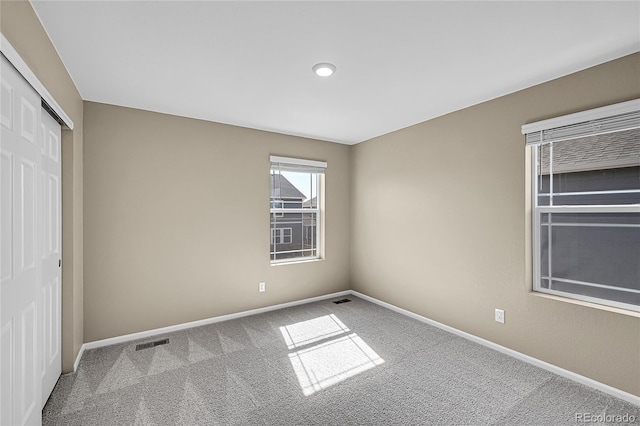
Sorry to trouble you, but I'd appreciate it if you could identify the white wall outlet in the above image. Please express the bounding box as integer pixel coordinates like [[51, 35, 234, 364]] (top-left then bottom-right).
[[495, 308, 505, 324], [259, 282, 266, 292]]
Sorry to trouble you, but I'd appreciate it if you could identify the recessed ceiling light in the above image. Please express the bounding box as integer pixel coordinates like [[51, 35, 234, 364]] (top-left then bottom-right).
[[312, 63, 336, 77]]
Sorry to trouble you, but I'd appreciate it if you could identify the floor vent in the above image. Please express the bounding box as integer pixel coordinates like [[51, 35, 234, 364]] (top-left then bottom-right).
[[333, 298, 351, 304], [135, 338, 169, 351]]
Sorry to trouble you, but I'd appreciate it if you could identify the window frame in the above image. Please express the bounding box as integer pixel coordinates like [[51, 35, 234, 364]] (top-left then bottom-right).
[[524, 99, 640, 312], [530, 151, 640, 312], [269, 156, 325, 265]]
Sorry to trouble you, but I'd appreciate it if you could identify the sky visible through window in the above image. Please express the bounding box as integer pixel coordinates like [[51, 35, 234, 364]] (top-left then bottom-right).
[[276, 171, 317, 201]]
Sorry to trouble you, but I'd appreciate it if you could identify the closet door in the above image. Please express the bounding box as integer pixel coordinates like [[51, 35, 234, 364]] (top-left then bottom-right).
[[1, 54, 43, 425], [39, 109, 61, 406]]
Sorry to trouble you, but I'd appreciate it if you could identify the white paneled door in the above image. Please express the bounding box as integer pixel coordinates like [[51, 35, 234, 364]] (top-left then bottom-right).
[[39, 105, 61, 406], [1, 53, 62, 426]]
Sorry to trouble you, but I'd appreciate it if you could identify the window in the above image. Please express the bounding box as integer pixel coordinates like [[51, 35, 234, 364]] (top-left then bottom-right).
[[522, 99, 640, 312], [270, 156, 326, 263], [271, 200, 284, 217], [271, 227, 292, 244]]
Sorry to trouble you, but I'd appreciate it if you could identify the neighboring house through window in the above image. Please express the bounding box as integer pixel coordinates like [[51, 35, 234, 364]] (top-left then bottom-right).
[[270, 156, 326, 263], [522, 99, 640, 312]]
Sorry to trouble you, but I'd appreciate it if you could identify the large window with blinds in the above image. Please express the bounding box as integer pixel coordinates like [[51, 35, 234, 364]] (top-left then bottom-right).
[[522, 100, 640, 311], [270, 156, 325, 264]]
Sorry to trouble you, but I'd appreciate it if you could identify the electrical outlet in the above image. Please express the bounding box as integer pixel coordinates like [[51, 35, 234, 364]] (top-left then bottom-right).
[[259, 282, 266, 292], [495, 308, 505, 324]]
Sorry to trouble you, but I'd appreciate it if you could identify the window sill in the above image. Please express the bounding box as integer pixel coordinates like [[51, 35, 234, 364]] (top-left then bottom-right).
[[530, 291, 640, 318], [270, 258, 323, 267]]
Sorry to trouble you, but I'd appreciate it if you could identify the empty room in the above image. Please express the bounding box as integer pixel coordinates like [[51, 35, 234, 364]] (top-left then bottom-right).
[[1, 1, 639, 425]]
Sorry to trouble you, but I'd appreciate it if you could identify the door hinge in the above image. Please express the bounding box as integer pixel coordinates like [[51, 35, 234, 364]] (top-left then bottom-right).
[[59, 259, 61, 268]]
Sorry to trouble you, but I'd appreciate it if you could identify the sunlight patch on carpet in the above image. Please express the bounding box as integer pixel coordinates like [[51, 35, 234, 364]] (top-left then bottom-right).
[[279, 314, 350, 350], [288, 333, 384, 396], [280, 316, 384, 396]]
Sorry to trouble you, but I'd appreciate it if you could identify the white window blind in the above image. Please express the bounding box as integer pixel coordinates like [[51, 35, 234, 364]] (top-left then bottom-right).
[[270, 156, 327, 174], [522, 99, 640, 145]]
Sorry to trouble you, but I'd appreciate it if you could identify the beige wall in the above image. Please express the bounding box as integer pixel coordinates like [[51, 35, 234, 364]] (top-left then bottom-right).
[[350, 53, 640, 396], [1, 0, 84, 373], [83, 102, 351, 342]]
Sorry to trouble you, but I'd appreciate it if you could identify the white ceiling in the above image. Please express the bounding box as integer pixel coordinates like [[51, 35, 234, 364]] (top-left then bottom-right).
[[31, 1, 640, 145]]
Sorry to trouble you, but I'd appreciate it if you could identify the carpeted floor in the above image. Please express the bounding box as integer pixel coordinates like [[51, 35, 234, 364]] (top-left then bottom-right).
[[43, 296, 639, 425]]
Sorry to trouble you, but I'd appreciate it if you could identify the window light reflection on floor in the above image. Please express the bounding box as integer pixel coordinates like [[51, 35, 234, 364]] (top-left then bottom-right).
[[280, 315, 384, 396], [280, 314, 350, 350]]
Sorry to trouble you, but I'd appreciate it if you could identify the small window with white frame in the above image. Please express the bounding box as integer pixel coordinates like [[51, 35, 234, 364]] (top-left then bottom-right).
[[270, 155, 325, 264], [271, 227, 292, 244], [271, 200, 284, 217], [522, 99, 640, 312]]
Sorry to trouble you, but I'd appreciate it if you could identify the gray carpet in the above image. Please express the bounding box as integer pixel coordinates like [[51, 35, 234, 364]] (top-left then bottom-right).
[[43, 296, 639, 425]]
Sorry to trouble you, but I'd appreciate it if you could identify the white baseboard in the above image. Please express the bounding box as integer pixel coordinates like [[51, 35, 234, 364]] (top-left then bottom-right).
[[75, 290, 351, 362], [350, 290, 640, 407], [73, 344, 85, 373]]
